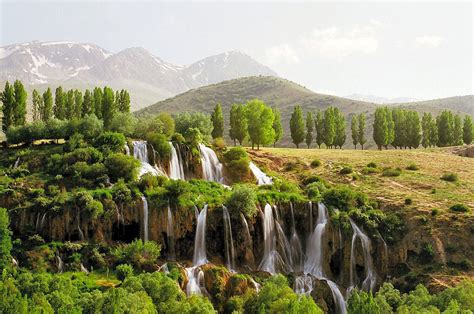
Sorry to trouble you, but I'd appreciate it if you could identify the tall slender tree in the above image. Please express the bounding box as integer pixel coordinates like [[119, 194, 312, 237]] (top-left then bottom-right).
[[334, 108, 346, 149], [406, 111, 421, 149], [272, 107, 283, 147], [65, 89, 75, 120], [305, 111, 313, 148], [82, 89, 93, 117], [93, 87, 103, 119], [385, 108, 395, 149], [453, 114, 463, 146], [211, 103, 224, 139], [421, 113, 432, 148], [437, 110, 454, 147], [358, 113, 366, 150], [42, 88, 53, 121], [373, 107, 388, 150], [229, 103, 248, 146], [351, 114, 359, 149], [73, 90, 83, 119], [245, 99, 274, 149], [13, 80, 27, 126], [101, 87, 115, 130], [54, 86, 65, 119], [32, 89, 42, 121], [290, 105, 305, 148], [116, 89, 131, 113], [463, 115, 473, 145], [323, 107, 336, 148], [1, 82, 14, 132], [314, 110, 324, 148]]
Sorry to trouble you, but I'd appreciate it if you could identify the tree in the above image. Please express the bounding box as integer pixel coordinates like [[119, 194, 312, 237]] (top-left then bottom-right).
[[272, 107, 283, 147], [314, 110, 324, 148], [41, 88, 53, 121], [105, 153, 140, 182], [429, 118, 438, 147], [334, 108, 346, 149], [65, 89, 75, 120], [211, 103, 224, 139], [73, 90, 83, 119], [392, 109, 407, 149], [245, 99, 275, 149], [175, 112, 213, 142], [351, 114, 359, 149], [32, 89, 43, 121], [54, 86, 65, 119], [0, 207, 12, 269], [229, 103, 248, 146], [437, 110, 454, 147], [290, 105, 305, 148], [101, 87, 115, 130], [13, 80, 27, 126], [93, 87, 103, 119], [453, 114, 463, 146], [406, 111, 421, 149], [157, 112, 175, 137], [373, 107, 388, 150], [82, 89, 93, 117], [1, 82, 15, 132], [323, 107, 336, 148], [358, 113, 367, 150], [386, 108, 395, 148], [305, 111, 313, 148], [110, 112, 137, 136], [116, 89, 131, 113], [463, 116, 473, 145], [421, 113, 433, 148]]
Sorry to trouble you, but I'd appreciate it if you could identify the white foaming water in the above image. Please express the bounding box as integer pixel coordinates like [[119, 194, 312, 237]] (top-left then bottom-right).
[[186, 266, 206, 296], [223, 206, 236, 270], [124, 144, 130, 156], [169, 142, 185, 180], [167, 204, 176, 260], [80, 263, 89, 274], [327, 280, 347, 314], [290, 203, 303, 272], [259, 204, 283, 274], [13, 157, 20, 169], [132, 141, 163, 177], [198, 144, 223, 183], [294, 275, 314, 295], [193, 205, 208, 266], [141, 196, 149, 242], [12, 257, 18, 267], [249, 162, 273, 185], [349, 219, 377, 293], [57, 256, 64, 273]]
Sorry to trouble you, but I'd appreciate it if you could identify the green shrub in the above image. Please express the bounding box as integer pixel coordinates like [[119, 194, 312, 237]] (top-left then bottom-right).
[[306, 182, 326, 200], [431, 208, 440, 216], [322, 186, 369, 212], [147, 133, 171, 160], [406, 163, 419, 171], [404, 198, 413, 205], [116, 263, 134, 281], [112, 240, 161, 270], [105, 153, 140, 182], [441, 173, 458, 182], [420, 243, 434, 262], [213, 137, 226, 150], [367, 162, 377, 168], [362, 167, 378, 175], [77, 114, 103, 140], [63, 147, 103, 165], [227, 185, 257, 219], [450, 204, 470, 213], [171, 133, 185, 144], [382, 168, 401, 177], [94, 132, 126, 155], [310, 159, 321, 168], [340, 166, 353, 175], [223, 147, 250, 183], [301, 175, 325, 186]]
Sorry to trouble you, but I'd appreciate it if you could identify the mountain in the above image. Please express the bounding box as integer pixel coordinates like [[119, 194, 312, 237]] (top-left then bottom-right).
[[137, 76, 473, 148], [345, 93, 419, 104], [0, 41, 276, 109]]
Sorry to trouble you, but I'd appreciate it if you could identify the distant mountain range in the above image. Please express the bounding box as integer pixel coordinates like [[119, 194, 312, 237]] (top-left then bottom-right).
[[0, 41, 276, 109], [344, 94, 419, 104], [137, 76, 473, 148]]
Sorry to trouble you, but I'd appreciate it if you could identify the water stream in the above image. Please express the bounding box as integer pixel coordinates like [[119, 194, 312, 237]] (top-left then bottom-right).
[[167, 204, 176, 260], [249, 162, 273, 185], [223, 206, 236, 271], [198, 144, 223, 183], [169, 142, 185, 180], [141, 196, 149, 242]]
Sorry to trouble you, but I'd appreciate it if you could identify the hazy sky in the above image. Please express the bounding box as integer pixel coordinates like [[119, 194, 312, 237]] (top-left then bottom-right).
[[1, 1, 472, 100]]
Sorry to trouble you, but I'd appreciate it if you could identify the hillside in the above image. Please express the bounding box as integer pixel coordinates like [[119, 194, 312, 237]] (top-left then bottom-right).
[[137, 76, 473, 148]]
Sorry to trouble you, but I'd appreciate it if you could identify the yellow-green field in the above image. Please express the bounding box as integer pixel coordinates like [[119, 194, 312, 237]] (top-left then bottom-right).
[[249, 147, 474, 213]]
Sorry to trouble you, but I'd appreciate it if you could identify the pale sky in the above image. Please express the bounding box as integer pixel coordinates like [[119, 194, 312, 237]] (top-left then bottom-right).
[[1, 1, 473, 100]]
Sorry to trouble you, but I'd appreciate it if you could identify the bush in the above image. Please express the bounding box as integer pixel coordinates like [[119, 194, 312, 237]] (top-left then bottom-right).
[[223, 147, 250, 183], [113, 240, 161, 270], [227, 185, 257, 219], [306, 182, 325, 200], [94, 132, 126, 155], [406, 163, 419, 171], [450, 204, 470, 213], [116, 263, 134, 281], [213, 137, 226, 150], [441, 173, 458, 182], [77, 114, 103, 140], [147, 133, 171, 160], [367, 162, 377, 168], [431, 208, 440, 216], [109, 112, 137, 136], [420, 243, 435, 262], [310, 159, 321, 168], [175, 112, 213, 142], [382, 168, 401, 177], [105, 153, 140, 182], [361, 167, 378, 175], [404, 198, 413, 205], [322, 186, 369, 212], [63, 147, 103, 165], [340, 166, 353, 175], [171, 133, 185, 144]]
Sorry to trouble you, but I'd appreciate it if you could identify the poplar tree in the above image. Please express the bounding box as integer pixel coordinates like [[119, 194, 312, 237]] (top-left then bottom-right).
[[42, 88, 53, 121], [65, 89, 75, 120], [385, 108, 395, 148], [333, 108, 346, 149], [102, 86, 115, 130], [373, 107, 388, 150], [406, 111, 421, 148], [437, 110, 454, 147], [211, 103, 224, 139], [421, 113, 433, 148], [82, 89, 93, 117], [117, 89, 130, 113], [54, 86, 65, 119], [429, 119, 438, 147], [463, 116, 473, 145], [229, 103, 248, 146], [245, 99, 274, 149], [351, 114, 359, 149], [323, 107, 336, 148], [453, 114, 463, 146], [1, 82, 14, 132], [358, 113, 366, 150], [392, 109, 407, 149], [93, 87, 103, 119], [74, 90, 83, 119], [305, 111, 313, 148], [32, 89, 42, 121], [272, 107, 283, 147], [314, 110, 324, 148], [290, 105, 305, 148], [13, 80, 27, 126]]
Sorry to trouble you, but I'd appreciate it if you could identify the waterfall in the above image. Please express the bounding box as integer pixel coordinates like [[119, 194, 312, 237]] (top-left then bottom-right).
[[349, 219, 377, 293], [169, 142, 185, 180], [57, 256, 64, 273], [223, 206, 236, 271], [193, 205, 208, 266], [141, 196, 149, 242], [259, 204, 281, 274], [167, 204, 176, 260], [304, 203, 328, 277], [186, 266, 206, 296], [249, 162, 273, 185], [240, 213, 252, 246], [124, 144, 130, 156], [308, 201, 313, 232], [80, 263, 89, 274], [132, 141, 163, 177], [12, 257, 18, 267], [40, 213, 47, 231], [13, 157, 20, 169], [327, 280, 347, 314], [294, 275, 314, 295], [290, 203, 303, 272], [198, 144, 223, 183]]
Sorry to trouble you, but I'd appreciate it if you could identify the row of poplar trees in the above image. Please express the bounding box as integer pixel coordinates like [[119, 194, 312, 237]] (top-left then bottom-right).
[[1, 80, 131, 132], [290, 106, 347, 148], [373, 107, 473, 150]]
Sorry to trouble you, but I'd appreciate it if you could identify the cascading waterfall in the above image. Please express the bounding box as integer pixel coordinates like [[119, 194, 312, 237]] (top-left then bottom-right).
[[13, 156, 20, 169], [240, 213, 252, 246], [80, 263, 89, 274], [186, 267, 206, 296], [304, 203, 328, 276], [12, 257, 18, 267], [294, 275, 314, 296], [222, 206, 236, 270], [193, 205, 208, 266], [169, 142, 185, 180], [40, 212, 47, 231], [141, 196, 149, 242], [124, 144, 130, 156], [308, 201, 313, 232], [290, 203, 303, 272], [349, 219, 377, 293], [249, 162, 273, 185], [259, 204, 282, 274], [327, 280, 347, 314], [57, 256, 64, 273], [198, 144, 223, 183], [167, 204, 176, 260], [133, 141, 163, 177]]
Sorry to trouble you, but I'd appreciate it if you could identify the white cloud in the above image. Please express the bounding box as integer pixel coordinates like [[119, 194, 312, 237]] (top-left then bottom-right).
[[262, 44, 300, 65], [415, 35, 444, 47], [300, 25, 378, 58]]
